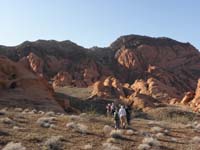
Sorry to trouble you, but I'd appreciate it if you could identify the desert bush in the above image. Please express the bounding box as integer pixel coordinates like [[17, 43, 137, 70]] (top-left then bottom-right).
[[171, 137, 177, 142], [83, 144, 93, 149], [148, 107, 196, 124], [44, 136, 63, 150], [106, 138, 117, 143], [137, 143, 150, 150], [195, 124, 200, 130], [45, 111, 55, 117], [38, 110, 45, 115], [36, 117, 56, 128], [150, 126, 163, 133], [66, 122, 88, 134], [2, 142, 26, 150], [14, 108, 23, 112], [125, 129, 134, 136], [0, 110, 6, 115], [191, 136, 200, 143], [103, 125, 112, 134], [79, 113, 87, 118], [1, 117, 15, 125], [76, 123, 88, 134], [110, 130, 123, 139], [23, 108, 30, 113], [102, 143, 121, 150], [66, 122, 77, 129], [68, 115, 81, 121], [155, 132, 164, 138], [142, 137, 160, 147]]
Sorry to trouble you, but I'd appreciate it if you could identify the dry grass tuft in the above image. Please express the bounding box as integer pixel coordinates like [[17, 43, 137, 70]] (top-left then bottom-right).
[[142, 137, 160, 147], [66, 122, 88, 134], [150, 126, 163, 133], [191, 136, 200, 143], [106, 138, 117, 143], [137, 143, 151, 150], [125, 129, 134, 136], [103, 125, 112, 135], [1, 117, 15, 125], [155, 132, 164, 138], [14, 108, 23, 112], [2, 142, 26, 150], [102, 143, 122, 150], [44, 136, 63, 150], [83, 144, 93, 149], [68, 115, 81, 121], [110, 130, 123, 139], [45, 111, 55, 117], [36, 117, 56, 128]]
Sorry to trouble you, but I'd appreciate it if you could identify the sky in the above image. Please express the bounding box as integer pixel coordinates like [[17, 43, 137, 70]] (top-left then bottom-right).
[[0, 0, 199, 49]]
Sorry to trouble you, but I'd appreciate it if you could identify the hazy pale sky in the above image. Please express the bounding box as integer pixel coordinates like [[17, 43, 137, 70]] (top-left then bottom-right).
[[0, 0, 199, 49]]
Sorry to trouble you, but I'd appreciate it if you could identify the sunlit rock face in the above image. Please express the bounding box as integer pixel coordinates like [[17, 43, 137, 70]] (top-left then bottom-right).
[[1, 34, 200, 111]]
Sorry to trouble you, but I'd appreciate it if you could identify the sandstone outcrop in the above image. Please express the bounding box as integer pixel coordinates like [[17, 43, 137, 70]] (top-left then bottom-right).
[[0, 56, 63, 112], [0, 35, 200, 111]]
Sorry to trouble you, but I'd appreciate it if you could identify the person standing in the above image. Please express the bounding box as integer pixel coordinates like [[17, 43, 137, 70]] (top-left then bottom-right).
[[106, 104, 111, 117], [118, 105, 127, 129], [125, 105, 131, 126], [113, 109, 120, 129]]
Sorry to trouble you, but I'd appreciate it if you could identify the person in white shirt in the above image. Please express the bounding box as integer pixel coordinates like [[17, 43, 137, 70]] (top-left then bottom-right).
[[118, 105, 127, 129]]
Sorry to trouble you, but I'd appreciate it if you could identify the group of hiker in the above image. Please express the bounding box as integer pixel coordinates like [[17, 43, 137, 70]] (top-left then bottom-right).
[[106, 103, 131, 129]]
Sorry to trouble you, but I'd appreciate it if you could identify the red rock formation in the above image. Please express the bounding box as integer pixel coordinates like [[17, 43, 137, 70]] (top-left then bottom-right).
[[52, 72, 72, 88], [1, 35, 200, 111], [27, 52, 44, 77], [191, 80, 200, 112], [0, 56, 63, 112]]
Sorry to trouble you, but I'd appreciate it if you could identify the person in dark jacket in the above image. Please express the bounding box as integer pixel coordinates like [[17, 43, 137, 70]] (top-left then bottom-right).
[[113, 109, 120, 129], [125, 105, 131, 126]]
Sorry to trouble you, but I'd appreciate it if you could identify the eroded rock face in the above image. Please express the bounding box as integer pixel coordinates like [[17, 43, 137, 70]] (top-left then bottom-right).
[[191, 80, 200, 112], [91, 76, 130, 99], [52, 72, 72, 88], [27, 52, 44, 76], [1, 35, 200, 111], [0, 56, 63, 112]]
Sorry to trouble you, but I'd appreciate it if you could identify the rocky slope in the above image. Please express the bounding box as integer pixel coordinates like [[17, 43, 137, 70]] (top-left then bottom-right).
[[0, 35, 200, 111], [0, 56, 63, 112]]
